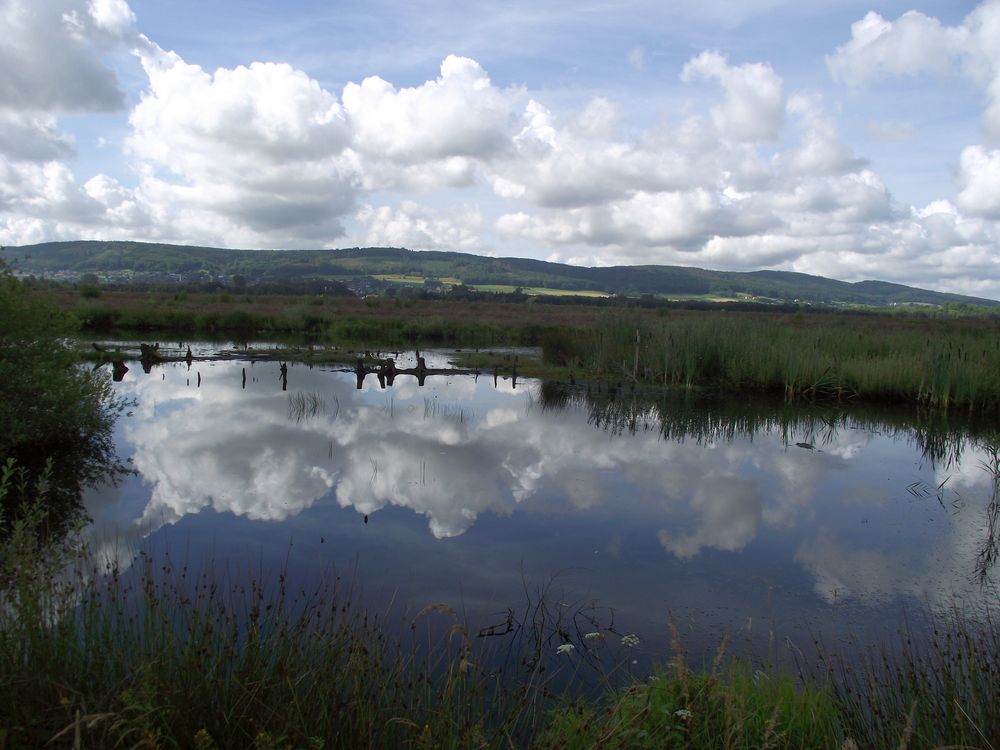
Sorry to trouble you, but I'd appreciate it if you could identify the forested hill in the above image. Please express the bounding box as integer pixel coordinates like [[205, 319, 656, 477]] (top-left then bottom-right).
[[8, 240, 999, 308]]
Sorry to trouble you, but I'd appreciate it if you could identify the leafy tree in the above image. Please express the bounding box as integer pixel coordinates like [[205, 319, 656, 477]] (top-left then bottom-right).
[[79, 271, 101, 298], [0, 252, 127, 533]]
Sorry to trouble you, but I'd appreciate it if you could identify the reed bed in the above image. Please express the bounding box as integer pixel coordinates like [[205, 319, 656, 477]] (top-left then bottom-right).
[[545, 313, 1000, 411]]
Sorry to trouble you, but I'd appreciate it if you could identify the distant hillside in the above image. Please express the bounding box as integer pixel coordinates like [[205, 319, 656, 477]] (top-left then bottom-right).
[[7, 240, 998, 309]]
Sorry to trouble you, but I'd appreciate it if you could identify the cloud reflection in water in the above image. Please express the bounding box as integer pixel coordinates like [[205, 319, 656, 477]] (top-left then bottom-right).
[[90, 358, 1000, 619]]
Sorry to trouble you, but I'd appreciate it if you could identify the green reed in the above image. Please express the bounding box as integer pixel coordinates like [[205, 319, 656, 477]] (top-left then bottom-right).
[[545, 313, 1000, 411], [537, 626, 842, 750], [816, 612, 1000, 749]]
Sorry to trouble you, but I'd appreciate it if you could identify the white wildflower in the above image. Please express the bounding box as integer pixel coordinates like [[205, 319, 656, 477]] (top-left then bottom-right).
[[674, 708, 692, 721], [621, 633, 640, 648], [584, 631, 605, 641], [556, 643, 575, 655]]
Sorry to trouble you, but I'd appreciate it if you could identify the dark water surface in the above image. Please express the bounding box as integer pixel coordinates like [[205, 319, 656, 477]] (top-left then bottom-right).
[[84, 348, 1000, 669]]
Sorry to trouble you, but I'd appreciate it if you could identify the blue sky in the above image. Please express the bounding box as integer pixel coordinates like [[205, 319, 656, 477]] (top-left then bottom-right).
[[2, 0, 1000, 297]]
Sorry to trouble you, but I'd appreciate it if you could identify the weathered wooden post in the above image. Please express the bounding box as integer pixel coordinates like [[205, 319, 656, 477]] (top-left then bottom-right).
[[633, 328, 640, 381], [355, 358, 365, 390]]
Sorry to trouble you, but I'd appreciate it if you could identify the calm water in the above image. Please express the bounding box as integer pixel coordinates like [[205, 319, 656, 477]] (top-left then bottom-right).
[[84, 347, 1000, 667]]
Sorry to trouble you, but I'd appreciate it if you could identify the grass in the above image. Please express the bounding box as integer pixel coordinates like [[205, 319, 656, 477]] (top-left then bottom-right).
[[374, 274, 462, 286], [537, 627, 842, 749], [544, 312, 1000, 412], [470, 285, 612, 298], [818, 612, 1000, 749]]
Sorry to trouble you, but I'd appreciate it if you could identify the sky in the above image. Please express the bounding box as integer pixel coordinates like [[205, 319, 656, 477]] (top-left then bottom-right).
[[2, 0, 1000, 297]]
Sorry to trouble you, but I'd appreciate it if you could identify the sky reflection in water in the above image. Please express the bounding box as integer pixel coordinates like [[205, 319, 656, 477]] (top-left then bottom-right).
[[85, 354, 1000, 659]]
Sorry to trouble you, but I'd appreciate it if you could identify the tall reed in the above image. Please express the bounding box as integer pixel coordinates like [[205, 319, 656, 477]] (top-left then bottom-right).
[[544, 313, 1000, 411]]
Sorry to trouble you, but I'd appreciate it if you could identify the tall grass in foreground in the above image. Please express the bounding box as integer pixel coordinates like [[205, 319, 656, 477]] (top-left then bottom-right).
[[536, 624, 842, 750], [545, 313, 1000, 411], [3, 462, 999, 748], [817, 612, 1000, 749]]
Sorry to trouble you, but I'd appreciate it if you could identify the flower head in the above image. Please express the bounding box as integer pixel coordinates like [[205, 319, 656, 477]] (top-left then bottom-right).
[[584, 631, 605, 641], [621, 633, 640, 648], [556, 643, 575, 655]]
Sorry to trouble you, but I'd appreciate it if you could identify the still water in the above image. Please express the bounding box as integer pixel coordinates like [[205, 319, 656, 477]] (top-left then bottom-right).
[[85, 348, 1000, 666]]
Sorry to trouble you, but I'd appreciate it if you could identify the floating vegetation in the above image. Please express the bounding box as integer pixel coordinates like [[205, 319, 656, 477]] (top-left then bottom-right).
[[423, 398, 469, 424], [287, 391, 339, 423]]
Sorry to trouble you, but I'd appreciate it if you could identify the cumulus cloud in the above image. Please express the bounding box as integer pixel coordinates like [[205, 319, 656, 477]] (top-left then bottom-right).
[[826, 10, 968, 86], [956, 145, 1000, 218], [342, 55, 517, 164], [354, 200, 483, 251], [493, 86, 900, 272], [0, 38, 527, 247], [0, 111, 76, 162], [0, 0, 128, 112], [488, 98, 733, 211], [87, 0, 135, 36], [0, 0, 145, 245], [828, 1, 1000, 142], [680, 51, 785, 142], [123, 39, 357, 244], [782, 93, 868, 177]]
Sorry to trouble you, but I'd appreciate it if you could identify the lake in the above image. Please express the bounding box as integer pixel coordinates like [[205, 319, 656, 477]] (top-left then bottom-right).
[[83, 345, 1000, 672]]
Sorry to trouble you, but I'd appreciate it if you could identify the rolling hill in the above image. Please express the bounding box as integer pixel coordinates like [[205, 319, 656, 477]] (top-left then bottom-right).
[[6, 240, 998, 309]]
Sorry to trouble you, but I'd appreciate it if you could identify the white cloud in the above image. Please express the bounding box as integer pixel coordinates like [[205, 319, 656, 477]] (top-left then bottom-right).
[[782, 93, 867, 177], [131, 51, 350, 163], [680, 50, 785, 142], [87, 0, 135, 36], [0, 111, 75, 162], [342, 55, 518, 164], [0, 0, 128, 112], [488, 98, 732, 211], [828, 2, 1000, 142], [354, 200, 483, 251], [124, 39, 357, 244], [826, 10, 968, 87], [956, 145, 1000, 218]]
